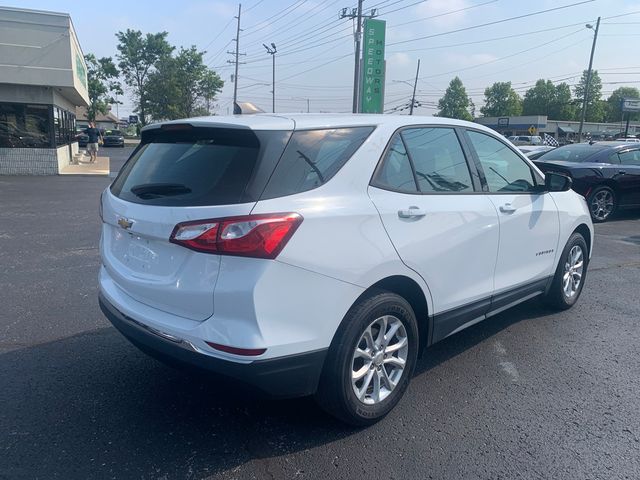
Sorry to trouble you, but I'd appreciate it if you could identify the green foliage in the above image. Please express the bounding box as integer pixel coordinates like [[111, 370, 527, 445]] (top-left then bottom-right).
[[574, 70, 605, 122], [522, 80, 577, 120], [605, 87, 640, 122], [115, 29, 174, 125], [84, 54, 121, 122], [552, 83, 577, 120], [437, 77, 474, 121], [480, 82, 522, 117], [146, 46, 224, 120]]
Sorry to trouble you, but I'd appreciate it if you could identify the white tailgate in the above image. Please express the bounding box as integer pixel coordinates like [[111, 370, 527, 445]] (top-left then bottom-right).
[[101, 190, 255, 321]]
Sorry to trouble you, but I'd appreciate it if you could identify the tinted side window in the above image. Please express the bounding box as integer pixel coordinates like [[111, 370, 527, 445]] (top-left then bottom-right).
[[373, 135, 418, 193], [606, 153, 621, 164], [467, 130, 536, 193], [618, 149, 640, 166], [261, 127, 373, 199], [401, 127, 473, 193]]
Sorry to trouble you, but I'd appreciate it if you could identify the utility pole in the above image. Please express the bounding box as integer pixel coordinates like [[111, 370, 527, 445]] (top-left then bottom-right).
[[263, 43, 277, 113], [578, 16, 600, 142], [227, 4, 245, 113], [409, 59, 420, 116], [307, 98, 310, 113], [340, 4, 378, 113]]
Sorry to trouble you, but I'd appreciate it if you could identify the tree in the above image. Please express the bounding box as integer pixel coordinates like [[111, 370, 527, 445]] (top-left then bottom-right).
[[480, 82, 522, 117], [605, 86, 640, 122], [574, 70, 605, 122], [551, 82, 577, 120], [522, 79, 577, 119], [146, 46, 224, 121], [437, 77, 473, 121], [522, 79, 555, 116], [200, 70, 225, 115], [116, 29, 173, 125], [84, 54, 121, 122]]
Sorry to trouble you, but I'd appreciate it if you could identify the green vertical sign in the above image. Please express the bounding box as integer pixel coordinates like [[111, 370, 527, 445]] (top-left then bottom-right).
[[360, 19, 386, 114]]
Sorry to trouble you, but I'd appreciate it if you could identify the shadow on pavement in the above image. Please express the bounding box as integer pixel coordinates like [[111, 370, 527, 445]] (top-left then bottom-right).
[[0, 298, 554, 479]]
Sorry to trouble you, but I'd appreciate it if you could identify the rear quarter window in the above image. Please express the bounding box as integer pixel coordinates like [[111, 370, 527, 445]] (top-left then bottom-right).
[[260, 127, 374, 199]]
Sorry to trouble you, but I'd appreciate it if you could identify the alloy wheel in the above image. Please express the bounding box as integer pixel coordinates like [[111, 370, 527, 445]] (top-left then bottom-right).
[[351, 315, 409, 405], [590, 190, 614, 221], [562, 245, 584, 298]]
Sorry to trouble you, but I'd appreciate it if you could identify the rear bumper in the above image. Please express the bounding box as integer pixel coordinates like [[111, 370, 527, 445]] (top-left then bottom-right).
[[99, 293, 327, 398]]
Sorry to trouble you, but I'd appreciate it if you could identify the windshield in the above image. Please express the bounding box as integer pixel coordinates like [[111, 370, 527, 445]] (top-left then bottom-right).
[[536, 144, 609, 162], [105, 130, 122, 136]]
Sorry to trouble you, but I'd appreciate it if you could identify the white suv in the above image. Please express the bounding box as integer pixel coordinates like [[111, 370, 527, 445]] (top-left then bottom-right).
[[99, 114, 593, 425]]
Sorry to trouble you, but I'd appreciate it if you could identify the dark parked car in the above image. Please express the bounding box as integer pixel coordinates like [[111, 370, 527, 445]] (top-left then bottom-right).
[[103, 129, 125, 147], [534, 142, 640, 222]]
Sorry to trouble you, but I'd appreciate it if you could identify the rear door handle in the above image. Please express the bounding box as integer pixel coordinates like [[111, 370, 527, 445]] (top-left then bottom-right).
[[619, 170, 627, 175], [499, 203, 517, 213], [398, 206, 427, 218]]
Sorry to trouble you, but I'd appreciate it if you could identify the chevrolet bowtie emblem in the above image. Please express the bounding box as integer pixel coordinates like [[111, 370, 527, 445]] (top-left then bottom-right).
[[117, 217, 134, 230]]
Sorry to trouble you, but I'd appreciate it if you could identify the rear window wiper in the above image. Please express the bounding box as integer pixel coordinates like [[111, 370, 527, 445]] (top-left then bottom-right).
[[130, 183, 192, 199]]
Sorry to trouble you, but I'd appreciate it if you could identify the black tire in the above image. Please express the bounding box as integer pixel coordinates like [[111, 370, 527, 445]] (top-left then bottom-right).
[[314, 291, 419, 426], [543, 232, 589, 310], [588, 186, 616, 223]]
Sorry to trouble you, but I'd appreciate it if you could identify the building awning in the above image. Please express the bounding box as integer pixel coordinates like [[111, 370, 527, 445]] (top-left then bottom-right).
[[558, 126, 575, 133]]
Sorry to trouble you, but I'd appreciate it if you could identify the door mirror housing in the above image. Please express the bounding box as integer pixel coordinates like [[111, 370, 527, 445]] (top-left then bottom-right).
[[544, 172, 573, 192]]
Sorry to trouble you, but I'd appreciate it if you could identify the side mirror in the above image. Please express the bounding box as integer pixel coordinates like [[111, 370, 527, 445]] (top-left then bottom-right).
[[544, 172, 572, 192]]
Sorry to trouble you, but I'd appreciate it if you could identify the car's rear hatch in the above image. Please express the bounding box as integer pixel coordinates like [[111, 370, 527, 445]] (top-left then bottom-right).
[[101, 121, 293, 321]]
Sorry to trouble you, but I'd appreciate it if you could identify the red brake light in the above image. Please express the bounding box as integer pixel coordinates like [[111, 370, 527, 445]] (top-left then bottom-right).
[[169, 213, 303, 259]]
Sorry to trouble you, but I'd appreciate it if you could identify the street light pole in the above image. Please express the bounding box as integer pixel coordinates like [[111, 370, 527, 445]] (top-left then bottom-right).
[[409, 59, 420, 116], [263, 43, 277, 113], [578, 16, 600, 142]]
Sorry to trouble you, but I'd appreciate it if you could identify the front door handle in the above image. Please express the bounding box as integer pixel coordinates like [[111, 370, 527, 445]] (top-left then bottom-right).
[[398, 206, 427, 218], [499, 203, 517, 213], [619, 170, 627, 175]]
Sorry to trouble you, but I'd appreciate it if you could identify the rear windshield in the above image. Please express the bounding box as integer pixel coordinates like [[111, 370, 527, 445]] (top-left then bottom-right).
[[537, 144, 608, 163], [260, 127, 374, 199], [110, 127, 290, 206]]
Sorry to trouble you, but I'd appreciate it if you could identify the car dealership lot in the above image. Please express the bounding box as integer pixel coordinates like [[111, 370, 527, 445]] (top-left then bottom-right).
[[1, 173, 639, 479]]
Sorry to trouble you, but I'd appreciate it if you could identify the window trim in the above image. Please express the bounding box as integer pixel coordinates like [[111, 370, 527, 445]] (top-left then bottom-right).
[[370, 124, 483, 195], [461, 127, 545, 195], [617, 148, 640, 166]]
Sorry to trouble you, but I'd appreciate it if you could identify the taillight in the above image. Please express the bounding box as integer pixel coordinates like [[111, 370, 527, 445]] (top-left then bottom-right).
[[169, 213, 303, 259]]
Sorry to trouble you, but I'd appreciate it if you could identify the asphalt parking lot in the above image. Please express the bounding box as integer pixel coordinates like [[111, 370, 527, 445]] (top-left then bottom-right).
[[1, 162, 639, 479]]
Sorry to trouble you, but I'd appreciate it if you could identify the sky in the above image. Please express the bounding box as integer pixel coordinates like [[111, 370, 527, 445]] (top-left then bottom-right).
[[9, 0, 640, 117]]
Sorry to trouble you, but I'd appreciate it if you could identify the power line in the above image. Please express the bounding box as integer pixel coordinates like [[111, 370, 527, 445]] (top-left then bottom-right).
[[387, 21, 593, 56], [388, 0, 498, 30], [243, 0, 307, 32], [388, 0, 596, 46], [418, 28, 588, 80]]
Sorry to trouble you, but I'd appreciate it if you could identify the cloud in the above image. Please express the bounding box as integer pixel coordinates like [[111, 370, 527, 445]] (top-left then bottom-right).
[[388, 52, 412, 67], [446, 52, 498, 68], [415, 0, 475, 27]]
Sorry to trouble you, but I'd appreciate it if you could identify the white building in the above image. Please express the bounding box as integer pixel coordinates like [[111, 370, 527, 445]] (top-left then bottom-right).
[[0, 6, 89, 175]]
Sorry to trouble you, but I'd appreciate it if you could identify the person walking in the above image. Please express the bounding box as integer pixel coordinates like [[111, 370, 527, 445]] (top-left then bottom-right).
[[84, 122, 103, 163]]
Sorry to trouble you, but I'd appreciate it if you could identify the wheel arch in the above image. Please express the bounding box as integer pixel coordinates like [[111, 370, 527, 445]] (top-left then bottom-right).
[[573, 223, 592, 257], [339, 275, 432, 353]]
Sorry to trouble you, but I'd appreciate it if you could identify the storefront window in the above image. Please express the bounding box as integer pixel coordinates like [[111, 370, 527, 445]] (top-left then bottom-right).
[[52, 107, 77, 146], [0, 102, 52, 148]]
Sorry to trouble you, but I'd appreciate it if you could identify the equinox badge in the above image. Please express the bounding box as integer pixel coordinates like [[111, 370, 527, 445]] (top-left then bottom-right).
[[117, 217, 134, 230]]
